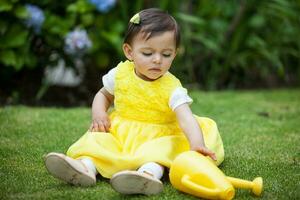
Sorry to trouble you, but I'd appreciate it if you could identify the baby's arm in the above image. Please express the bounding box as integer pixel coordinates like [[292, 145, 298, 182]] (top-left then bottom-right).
[[90, 87, 114, 132], [174, 103, 217, 161]]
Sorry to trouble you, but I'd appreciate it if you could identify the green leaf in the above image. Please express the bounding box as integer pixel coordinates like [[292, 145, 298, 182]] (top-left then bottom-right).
[[0, 50, 16, 66], [210, 18, 228, 32], [14, 54, 25, 70], [66, 0, 93, 14], [80, 13, 94, 26], [191, 34, 220, 53], [249, 15, 265, 28], [94, 53, 109, 68], [0, 24, 29, 48], [44, 13, 74, 36], [0, 19, 8, 34], [246, 34, 266, 48], [24, 53, 37, 68], [14, 5, 29, 19], [0, 49, 26, 70], [0, 0, 13, 12], [100, 31, 122, 51], [176, 13, 205, 26], [66, 3, 77, 13]]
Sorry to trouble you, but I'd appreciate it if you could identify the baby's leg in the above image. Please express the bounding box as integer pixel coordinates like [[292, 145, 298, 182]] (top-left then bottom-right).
[[44, 152, 97, 186], [110, 162, 164, 195], [81, 157, 98, 176]]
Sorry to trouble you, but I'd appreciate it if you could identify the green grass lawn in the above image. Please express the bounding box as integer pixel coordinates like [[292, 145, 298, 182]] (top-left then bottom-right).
[[1, 89, 299, 200]]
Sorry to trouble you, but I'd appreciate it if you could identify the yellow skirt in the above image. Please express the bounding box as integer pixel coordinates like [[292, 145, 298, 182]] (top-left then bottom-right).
[[66, 113, 224, 178]]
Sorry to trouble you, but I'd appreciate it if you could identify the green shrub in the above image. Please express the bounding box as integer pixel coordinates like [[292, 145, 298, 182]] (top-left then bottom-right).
[[173, 0, 300, 89]]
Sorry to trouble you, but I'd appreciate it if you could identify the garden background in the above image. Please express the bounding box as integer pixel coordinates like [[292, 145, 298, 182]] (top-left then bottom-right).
[[0, 0, 299, 106], [0, 0, 299, 200]]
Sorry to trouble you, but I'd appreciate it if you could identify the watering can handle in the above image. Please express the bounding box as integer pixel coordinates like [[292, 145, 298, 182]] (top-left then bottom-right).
[[181, 174, 219, 196]]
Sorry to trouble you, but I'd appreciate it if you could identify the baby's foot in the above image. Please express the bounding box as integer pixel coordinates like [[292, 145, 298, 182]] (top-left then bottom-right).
[[110, 170, 163, 195], [44, 152, 96, 186]]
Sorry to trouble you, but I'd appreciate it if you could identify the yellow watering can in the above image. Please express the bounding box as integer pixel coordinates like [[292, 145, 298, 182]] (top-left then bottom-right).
[[169, 151, 263, 200]]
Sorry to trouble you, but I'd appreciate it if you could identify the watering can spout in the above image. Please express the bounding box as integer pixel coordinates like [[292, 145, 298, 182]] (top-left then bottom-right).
[[226, 176, 263, 196]]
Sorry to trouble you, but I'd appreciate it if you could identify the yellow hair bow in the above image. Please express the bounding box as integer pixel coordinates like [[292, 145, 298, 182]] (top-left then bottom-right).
[[130, 13, 140, 24]]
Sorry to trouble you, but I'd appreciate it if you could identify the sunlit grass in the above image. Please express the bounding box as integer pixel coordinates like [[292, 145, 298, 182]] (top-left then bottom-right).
[[1, 89, 299, 199]]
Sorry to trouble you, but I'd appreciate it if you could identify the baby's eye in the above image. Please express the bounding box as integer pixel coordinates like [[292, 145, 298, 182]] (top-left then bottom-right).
[[162, 54, 171, 57], [142, 52, 152, 56]]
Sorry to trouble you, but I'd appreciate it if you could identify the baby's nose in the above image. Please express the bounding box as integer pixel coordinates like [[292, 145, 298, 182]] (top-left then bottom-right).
[[153, 54, 162, 64]]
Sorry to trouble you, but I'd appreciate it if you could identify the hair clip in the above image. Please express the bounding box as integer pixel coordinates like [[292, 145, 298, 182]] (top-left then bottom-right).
[[130, 13, 140, 24]]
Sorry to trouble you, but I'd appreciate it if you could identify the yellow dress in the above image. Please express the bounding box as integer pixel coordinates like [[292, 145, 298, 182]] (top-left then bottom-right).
[[67, 60, 224, 178]]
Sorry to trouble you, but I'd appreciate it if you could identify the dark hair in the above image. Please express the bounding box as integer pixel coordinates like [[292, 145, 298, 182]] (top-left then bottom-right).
[[124, 8, 180, 48]]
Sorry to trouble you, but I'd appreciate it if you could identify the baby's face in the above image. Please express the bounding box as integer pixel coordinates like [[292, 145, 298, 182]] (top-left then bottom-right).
[[125, 31, 177, 81]]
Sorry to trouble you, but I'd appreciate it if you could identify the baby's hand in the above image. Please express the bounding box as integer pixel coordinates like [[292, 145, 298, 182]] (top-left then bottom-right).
[[89, 112, 111, 132], [191, 146, 217, 161]]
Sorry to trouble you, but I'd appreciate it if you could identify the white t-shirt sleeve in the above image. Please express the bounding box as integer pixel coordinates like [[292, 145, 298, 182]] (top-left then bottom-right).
[[169, 87, 193, 111], [102, 67, 117, 95]]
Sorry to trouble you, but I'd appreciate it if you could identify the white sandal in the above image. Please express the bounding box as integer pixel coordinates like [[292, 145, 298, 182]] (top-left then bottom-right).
[[110, 170, 163, 195], [44, 152, 96, 187]]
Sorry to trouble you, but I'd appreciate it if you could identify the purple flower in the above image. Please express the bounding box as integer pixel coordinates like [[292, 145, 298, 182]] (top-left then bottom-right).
[[64, 29, 92, 57], [25, 4, 45, 33], [88, 0, 116, 13]]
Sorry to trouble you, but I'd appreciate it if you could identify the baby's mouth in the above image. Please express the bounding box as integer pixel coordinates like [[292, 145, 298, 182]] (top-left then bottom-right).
[[149, 68, 161, 72]]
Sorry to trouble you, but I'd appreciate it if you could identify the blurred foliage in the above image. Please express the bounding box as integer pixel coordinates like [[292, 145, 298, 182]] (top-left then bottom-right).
[[0, 0, 299, 94], [173, 0, 300, 89]]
